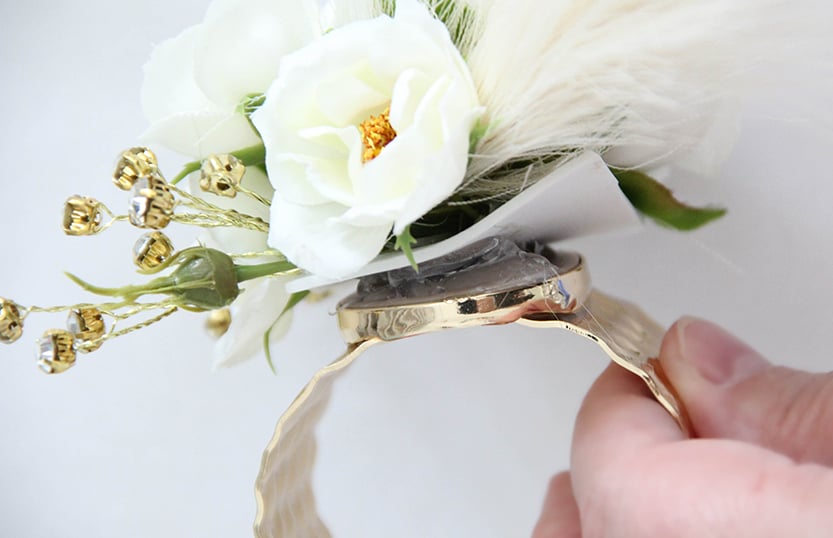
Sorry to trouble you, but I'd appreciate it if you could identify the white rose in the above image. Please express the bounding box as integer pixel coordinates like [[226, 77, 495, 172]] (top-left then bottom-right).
[[140, 0, 321, 157], [252, 0, 483, 279]]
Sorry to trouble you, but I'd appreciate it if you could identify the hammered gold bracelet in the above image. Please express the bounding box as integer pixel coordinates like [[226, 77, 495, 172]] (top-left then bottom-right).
[[253, 237, 690, 537]]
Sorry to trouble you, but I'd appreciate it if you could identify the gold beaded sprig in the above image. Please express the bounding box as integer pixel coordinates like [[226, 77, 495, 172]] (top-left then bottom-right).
[[62, 147, 271, 238], [0, 298, 23, 344], [199, 154, 271, 206], [36, 329, 77, 374], [114, 147, 159, 191], [67, 307, 106, 352], [133, 231, 175, 271], [23, 299, 181, 374], [62, 195, 127, 236], [129, 175, 175, 229], [1, 146, 303, 375]]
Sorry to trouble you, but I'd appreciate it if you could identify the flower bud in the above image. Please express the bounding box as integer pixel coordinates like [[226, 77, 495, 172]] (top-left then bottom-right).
[[169, 248, 240, 310]]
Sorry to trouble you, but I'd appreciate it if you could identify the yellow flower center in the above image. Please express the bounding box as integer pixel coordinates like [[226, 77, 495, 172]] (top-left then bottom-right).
[[359, 107, 397, 163]]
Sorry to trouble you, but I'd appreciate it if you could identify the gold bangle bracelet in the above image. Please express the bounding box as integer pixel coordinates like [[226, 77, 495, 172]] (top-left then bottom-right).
[[254, 238, 690, 537]]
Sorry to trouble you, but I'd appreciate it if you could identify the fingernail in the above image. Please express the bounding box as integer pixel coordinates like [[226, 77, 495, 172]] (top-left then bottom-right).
[[674, 317, 768, 386]]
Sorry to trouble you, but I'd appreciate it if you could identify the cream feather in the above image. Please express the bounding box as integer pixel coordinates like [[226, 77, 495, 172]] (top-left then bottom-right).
[[322, 0, 831, 199], [457, 0, 831, 195]]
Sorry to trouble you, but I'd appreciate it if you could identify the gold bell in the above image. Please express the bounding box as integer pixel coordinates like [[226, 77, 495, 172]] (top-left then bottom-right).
[[206, 308, 232, 338], [199, 154, 245, 198], [133, 231, 174, 271], [67, 308, 106, 352], [128, 175, 175, 229], [63, 195, 103, 236], [0, 298, 23, 344], [114, 147, 159, 190], [36, 329, 77, 374]]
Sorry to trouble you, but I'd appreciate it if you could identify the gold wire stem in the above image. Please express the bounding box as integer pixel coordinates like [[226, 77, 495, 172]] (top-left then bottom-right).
[[167, 184, 269, 231], [231, 249, 285, 260], [27, 300, 131, 317], [172, 212, 269, 232], [264, 268, 302, 279], [98, 214, 130, 233], [169, 184, 230, 213], [27, 297, 178, 319], [106, 306, 178, 339], [101, 299, 179, 321], [236, 185, 271, 207], [78, 306, 178, 351]]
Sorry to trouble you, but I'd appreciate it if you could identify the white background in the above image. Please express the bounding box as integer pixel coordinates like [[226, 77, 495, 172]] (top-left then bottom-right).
[[1, 1, 831, 537]]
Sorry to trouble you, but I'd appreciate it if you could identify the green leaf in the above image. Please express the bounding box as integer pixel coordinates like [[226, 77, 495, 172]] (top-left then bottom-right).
[[263, 290, 310, 374], [236, 93, 266, 117], [394, 225, 419, 271], [262, 330, 276, 375], [611, 168, 727, 231], [237, 93, 266, 136]]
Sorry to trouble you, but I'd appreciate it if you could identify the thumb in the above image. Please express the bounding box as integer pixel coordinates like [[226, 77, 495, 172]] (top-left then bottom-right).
[[661, 317, 833, 466]]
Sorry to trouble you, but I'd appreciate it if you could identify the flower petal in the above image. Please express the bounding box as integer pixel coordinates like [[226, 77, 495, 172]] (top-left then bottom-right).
[[269, 194, 390, 279], [140, 110, 260, 157], [141, 25, 215, 123], [212, 276, 293, 368], [194, 0, 322, 108]]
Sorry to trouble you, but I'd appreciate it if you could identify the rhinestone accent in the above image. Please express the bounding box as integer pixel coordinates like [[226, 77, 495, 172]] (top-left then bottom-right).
[[200, 154, 245, 198], [128, 175, 174, 229], [133, 231, 174, 271], [114, 147, 159, 190], [36, 329, 76, 374], [206, 308, 232, 338], [0, 298, 23, 344], [67, 308, 105, 352], [63, 195, 103, 236]]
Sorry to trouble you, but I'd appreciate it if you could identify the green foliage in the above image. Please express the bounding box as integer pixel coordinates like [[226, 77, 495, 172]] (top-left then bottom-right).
[[376, 0, 395, 17], [612, 168, 727, 231], [394, 225, 419, 271], [236, 93, 266, 118], [375, 1, 477, 52], [236, 92, 267, 135], [431, 0, 476, 49]]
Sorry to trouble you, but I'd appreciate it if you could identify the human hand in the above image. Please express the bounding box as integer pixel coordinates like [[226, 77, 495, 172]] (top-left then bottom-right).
[[533, 317, 833, 537]]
